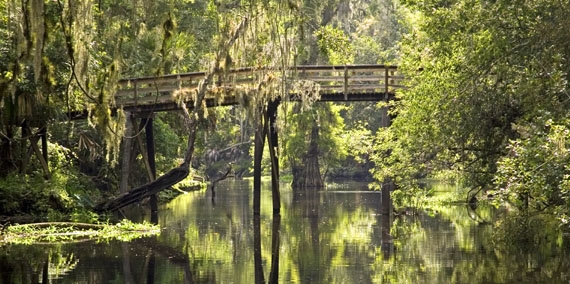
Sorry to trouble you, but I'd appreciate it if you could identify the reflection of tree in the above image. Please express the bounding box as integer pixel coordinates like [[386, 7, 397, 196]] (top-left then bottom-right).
[[253, 215, 264, 284], [9, 182, 570, 283], [376, 206, 570, 283], [155, 181, 255, 281], [0, 244, 79, 284], [292, 190, 323, 282], [381, 182, 394, 260], [131, 237, 195, 283], [288, 187, 388, 283], [0, 237, 201, 284], [122, 243, 136, 284], [253, 210, 281, 284], [268, 214, 281, 284]]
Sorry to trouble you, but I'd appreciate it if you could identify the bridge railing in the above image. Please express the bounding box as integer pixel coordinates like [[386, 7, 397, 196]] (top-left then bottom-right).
[[114, 65, 403, 109], [292, 65, 402, 98]]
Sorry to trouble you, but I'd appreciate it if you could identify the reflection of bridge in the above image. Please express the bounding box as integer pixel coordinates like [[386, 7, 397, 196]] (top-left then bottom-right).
[[115, 65, 402, 113], [110, 64, 402, 215]]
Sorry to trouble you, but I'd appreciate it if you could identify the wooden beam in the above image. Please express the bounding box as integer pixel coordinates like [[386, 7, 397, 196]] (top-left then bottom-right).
[[267, 99, 281, 215], [136, 118, 156, 182], [120, 113, 135, 193], [40, 126, 48, 169], [143, 117, 158, 222], [21, 123, 29, 173], [21, 123, 50, 179], [29, 134, 50, 179], [143, 117, 157, 180], [253, 107, 266, 216]]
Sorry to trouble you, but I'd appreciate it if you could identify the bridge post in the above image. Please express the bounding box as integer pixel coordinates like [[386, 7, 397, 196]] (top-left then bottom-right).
[[343, 66, 348, 101], [267, 99, 281, 214], [142, 116, 158, 221], [40, 125, 48, 171], [120, 112, 135, 193], [253, 106, 265, 216], [381, 106, 391, 127], [384, 66, 389, 95]]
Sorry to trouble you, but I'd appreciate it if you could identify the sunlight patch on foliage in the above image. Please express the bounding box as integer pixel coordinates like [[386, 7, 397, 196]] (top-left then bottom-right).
[[0, 220, 160, 245]]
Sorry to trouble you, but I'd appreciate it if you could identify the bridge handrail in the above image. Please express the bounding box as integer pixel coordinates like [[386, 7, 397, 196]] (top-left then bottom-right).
[[115, 64, 403, 108]]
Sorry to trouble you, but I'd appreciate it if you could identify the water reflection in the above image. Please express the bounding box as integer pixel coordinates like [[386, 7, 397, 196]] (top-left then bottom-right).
[[268, 214, 281, 284], [254, 214, 264, 284], [2, 180, 570, 283]]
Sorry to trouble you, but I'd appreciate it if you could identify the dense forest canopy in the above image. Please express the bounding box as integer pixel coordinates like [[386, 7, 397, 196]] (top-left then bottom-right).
[[2, 0, 570, 226], [372, 0, 570, 221], [0, 0, 402, 217]]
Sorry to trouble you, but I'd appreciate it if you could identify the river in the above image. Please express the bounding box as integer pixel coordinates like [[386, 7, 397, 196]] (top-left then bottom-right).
[[1, 180, 570, 283]]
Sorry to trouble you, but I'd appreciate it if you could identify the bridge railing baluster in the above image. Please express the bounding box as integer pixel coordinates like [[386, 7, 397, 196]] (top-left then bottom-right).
[[134, 80, 138, 106], [385, 66, 389, 97], [343, 66, 348, 100]]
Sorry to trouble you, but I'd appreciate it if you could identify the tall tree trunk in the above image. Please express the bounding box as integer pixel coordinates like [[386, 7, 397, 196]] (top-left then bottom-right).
[[292, 124, 323, 189]]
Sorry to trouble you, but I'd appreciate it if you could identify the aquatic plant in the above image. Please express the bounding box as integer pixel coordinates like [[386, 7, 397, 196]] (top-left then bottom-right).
[[0, 220, 160, 245]]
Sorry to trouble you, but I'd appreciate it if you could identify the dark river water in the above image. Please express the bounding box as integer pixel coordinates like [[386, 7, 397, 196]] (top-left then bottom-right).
[[2, 180, 570, 283]]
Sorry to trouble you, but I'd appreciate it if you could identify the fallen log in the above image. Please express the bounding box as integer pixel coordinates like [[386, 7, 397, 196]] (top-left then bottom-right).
[[94, 166, 189, 212]]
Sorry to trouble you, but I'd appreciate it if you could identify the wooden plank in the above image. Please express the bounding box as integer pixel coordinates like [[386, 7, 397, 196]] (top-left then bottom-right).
[[119, 71, 206, 84], [117, 65, 397, 85], [116, 94, 174, 107], [116, 86, 179, 97], [294, 64, 396, 71], [318, 84, 384, 89]]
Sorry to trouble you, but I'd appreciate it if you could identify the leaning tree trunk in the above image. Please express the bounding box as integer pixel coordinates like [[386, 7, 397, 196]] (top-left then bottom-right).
[[292, 124, 324, 189], [95, 17, 249, 212]]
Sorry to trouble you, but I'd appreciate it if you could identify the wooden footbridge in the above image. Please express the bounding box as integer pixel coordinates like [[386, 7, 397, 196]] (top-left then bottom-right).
[[114, 64, 402, 113], [100, 64, 403, 214]]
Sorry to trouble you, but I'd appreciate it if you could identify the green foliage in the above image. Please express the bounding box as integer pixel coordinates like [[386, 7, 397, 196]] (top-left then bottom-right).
[[314, 25, 354, 65], [375, 0, 570, 208], [0, 142, 97, 218], [1, 219, 160, 245], [343, 122, 372, 164], [280, 103, 347, 176], [493, 115, 570, 216], [352, 36, 386, 64], [492, 212, 563, 253], [153, 115, 184, 173], [388, 181, 470, 210], [0, 0, 406, 213]]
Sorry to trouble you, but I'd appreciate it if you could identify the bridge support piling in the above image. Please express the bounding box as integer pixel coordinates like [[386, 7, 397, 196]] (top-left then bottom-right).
[[253, 99, 282, 216], [142, 117, 158, 221], [381, 106, 391, 128], [120, 112, 135, 193], [267, 99, 281, 215], [253, 107, 265, 216], [40, 125, 48, 171]]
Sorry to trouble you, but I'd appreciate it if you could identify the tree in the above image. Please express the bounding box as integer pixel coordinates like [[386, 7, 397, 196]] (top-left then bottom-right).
[[372, 0, 570, 216], [281, 102, 347, 187]]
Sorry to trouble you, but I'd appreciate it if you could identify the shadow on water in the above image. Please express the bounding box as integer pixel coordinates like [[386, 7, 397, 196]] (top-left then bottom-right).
[[2, 180, 570, 283]]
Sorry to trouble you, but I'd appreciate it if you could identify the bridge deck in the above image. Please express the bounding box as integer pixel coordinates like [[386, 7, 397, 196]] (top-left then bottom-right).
[[115, 65, 403, 113]]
